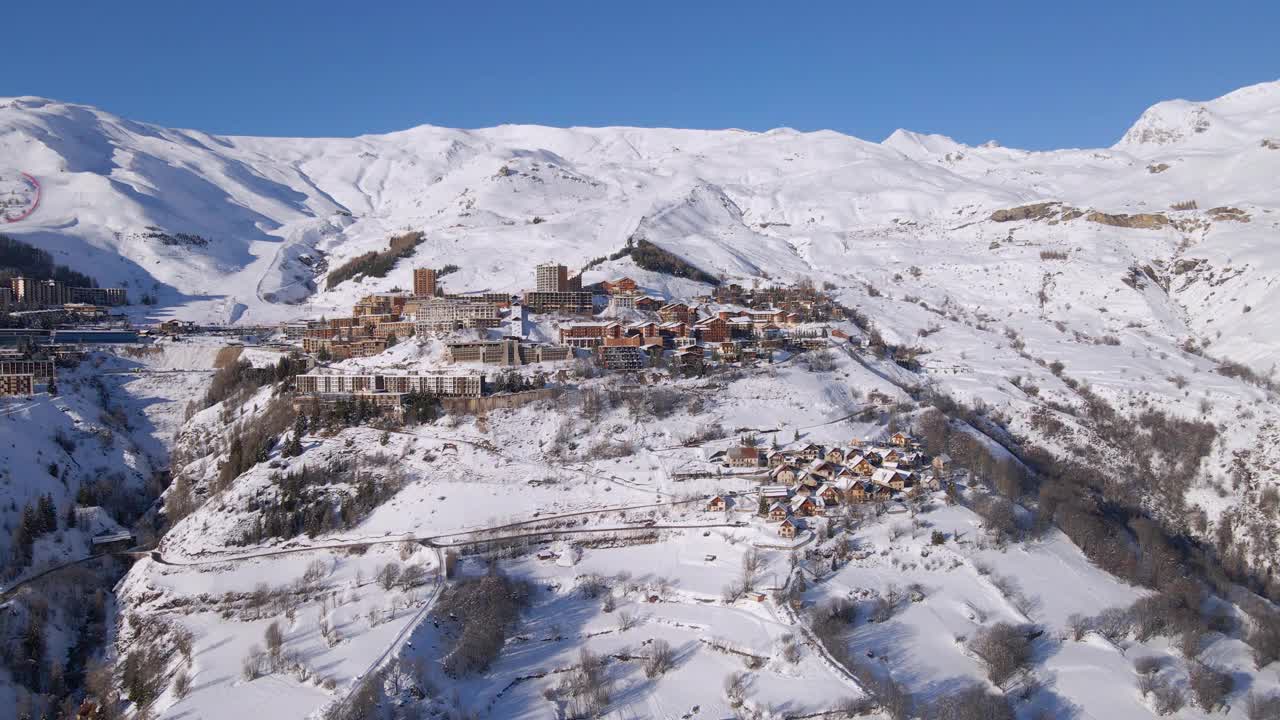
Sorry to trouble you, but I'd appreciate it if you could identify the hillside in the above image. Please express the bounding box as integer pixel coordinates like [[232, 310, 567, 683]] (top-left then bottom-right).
[[1, 82, 1279, 719]]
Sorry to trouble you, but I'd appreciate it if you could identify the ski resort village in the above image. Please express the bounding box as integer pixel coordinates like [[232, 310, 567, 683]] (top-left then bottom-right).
[[0, 77, 1279, 720]]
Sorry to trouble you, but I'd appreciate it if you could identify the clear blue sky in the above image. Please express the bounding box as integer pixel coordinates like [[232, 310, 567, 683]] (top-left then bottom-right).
[[8, 0, 1277, 149]]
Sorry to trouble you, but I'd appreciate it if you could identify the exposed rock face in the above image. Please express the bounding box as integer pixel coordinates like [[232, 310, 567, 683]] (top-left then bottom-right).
[[989, 202, 1068, 222], [1262, 138, 1280, 150], [1208, 206, 1251, 222], [989, 202, 1246, 232], [1085, 211, 1171, 230], [1147, 163, 1171, 174]]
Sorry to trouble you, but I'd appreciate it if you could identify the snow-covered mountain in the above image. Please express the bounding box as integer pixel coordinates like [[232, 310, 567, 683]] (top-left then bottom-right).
[[2, 82, 1278, 365], [3, 82, 1280, 720]]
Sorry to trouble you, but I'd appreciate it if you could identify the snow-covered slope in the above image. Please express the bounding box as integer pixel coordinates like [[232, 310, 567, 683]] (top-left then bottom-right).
[[2, 82, 1277, 351]]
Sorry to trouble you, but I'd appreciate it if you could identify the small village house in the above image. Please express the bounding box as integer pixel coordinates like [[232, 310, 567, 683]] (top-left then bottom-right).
[[791, 495, 821, 517], [778, 518, 799, 539], [796, 443, 824, 461], [932, 453, 952, 475]]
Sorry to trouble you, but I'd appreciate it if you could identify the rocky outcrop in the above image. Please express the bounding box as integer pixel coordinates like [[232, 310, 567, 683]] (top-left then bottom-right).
[[1085, 211, 1171, 230], [989, 202, 1071, 222], [1208, 206, 1251, 223]]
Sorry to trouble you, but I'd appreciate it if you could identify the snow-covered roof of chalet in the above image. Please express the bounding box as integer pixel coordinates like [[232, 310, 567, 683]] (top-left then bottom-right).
[[768, 501, 789, 513], [791, 494, 816, 509], [935, 453, 952, 463], [871, 467, 916, 484], [760, 484, 790, 497]]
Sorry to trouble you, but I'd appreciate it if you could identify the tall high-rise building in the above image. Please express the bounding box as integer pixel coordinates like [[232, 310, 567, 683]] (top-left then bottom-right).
[[535, 263, 569, 293], [10, 277, 69, 308], [413, 268, 438, 297]]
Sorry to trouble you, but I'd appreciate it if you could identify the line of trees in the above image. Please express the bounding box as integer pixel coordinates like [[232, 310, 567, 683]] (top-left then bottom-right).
[[326, 231, 425, 289]]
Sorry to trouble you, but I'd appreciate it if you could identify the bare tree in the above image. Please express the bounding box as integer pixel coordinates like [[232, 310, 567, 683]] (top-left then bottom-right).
[[376, 562, 402, 591], [644, 639, 675, 678], [1092, 607, 1132, 643], [264, 621, 285, 670], [722, 581, 746, 604], [1250, 619, 1280, 669], [926, 682, 1014, 720], [724, 671, 749, 708], [172, 669, 192, 699], [1152, 678, 1186, 716], [741, 549, 763, 591], [969, 623, 1034, 687], [398, 564, 428, 589], [617, 611, 638, 632], [558, 648, 611, 717], [241, 644, 266, 681], [1066, 613, 1090, 641], [1188, 662, 1233, 712]]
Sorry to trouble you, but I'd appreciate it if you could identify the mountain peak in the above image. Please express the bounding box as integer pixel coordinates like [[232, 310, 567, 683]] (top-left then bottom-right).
[[1113, 78, 1280, 150]]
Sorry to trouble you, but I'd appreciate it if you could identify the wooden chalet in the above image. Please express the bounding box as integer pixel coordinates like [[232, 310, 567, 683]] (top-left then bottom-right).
[[795, 443, 824, 462], [817, 484, 843, 507], [846, 455, 876, 476], [770, 463, 801, 485], [791, 495, 821, 517]]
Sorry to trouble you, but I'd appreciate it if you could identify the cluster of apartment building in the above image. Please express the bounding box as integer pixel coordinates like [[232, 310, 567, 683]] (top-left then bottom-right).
[[284, 260, 843, 383], [293, 371, 484, 419], [1, 277, 127, 311], [444, 338, 572, 366], [705, 282, 847, 325], [556, 294, 825, 371], [0, 358, 55, 397], [521, 263, 593, 314], [710, 432, 949, 537]]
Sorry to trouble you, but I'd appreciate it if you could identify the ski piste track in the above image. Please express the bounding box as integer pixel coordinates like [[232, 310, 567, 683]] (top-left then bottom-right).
[[1, 171, 40, 223]]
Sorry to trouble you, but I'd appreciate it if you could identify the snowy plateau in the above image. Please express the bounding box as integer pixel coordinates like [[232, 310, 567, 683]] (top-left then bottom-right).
[[0, 80, 1278, 720]]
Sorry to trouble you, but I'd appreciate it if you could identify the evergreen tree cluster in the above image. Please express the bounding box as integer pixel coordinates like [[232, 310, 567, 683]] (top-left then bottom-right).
[[0, 234, 99, 288], [9, 494, 60, 568], [236, 461, 404, 545]]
